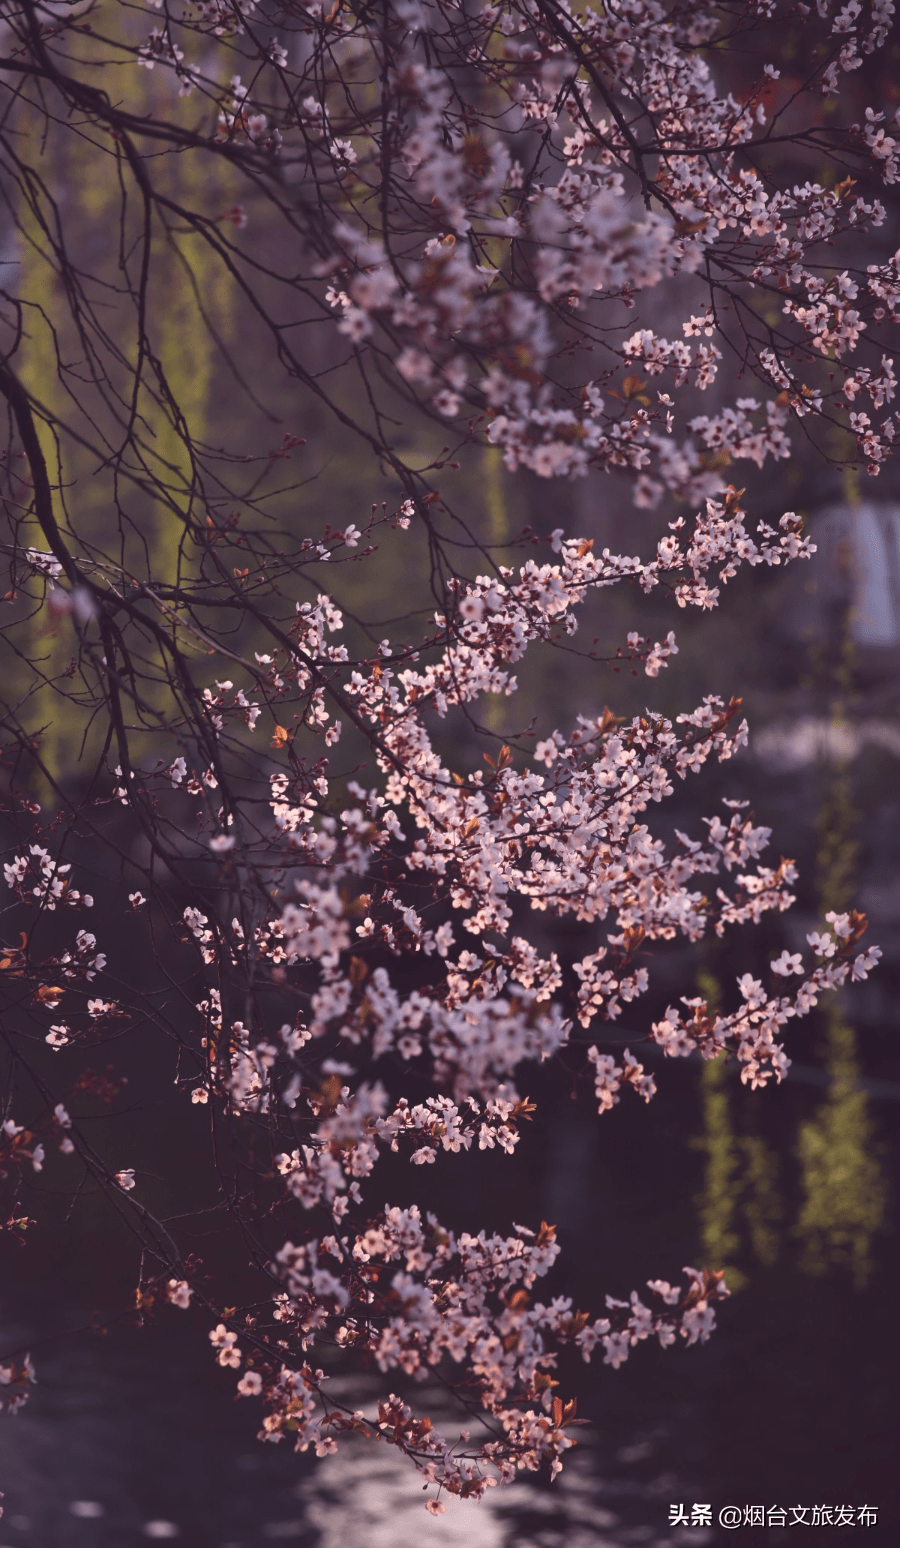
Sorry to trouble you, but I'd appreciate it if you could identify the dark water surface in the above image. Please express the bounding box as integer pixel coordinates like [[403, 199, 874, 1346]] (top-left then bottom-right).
[[2, 1062, 897, 1548]]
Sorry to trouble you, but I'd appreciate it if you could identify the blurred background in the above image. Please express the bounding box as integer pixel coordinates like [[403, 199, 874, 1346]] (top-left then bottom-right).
[[1, 9, 899, 1545]]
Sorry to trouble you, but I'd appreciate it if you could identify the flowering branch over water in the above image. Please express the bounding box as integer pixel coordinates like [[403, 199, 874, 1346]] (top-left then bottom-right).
[[0, 0, 890, 1502]]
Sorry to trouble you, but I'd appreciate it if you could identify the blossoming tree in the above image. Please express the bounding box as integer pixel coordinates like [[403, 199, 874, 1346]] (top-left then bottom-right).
[[0, 0, 894, 1510]]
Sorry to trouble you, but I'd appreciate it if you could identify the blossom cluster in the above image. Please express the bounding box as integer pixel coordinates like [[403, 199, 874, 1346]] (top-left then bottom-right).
[[0, 1353, 36, 1416], [118, 492, 837, 1125], [3, 473, 872, 1475], [107, 0, 900, 493], [3, 845, 94, 911], [216, 1210, 728, 1500]]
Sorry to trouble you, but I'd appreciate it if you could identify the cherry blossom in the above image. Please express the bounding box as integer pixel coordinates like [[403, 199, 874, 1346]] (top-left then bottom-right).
[[230, 1212, 730, 1496], [0, 0, 890, 1491]]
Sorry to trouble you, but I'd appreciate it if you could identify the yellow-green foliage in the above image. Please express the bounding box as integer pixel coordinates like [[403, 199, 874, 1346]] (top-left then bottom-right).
[[794, 507, 887, 1291], [8, 11, 237, 780], [696, 1052, 746, 1290], [694, 973, 783, 1292], [795, 1006, 887, 1291]]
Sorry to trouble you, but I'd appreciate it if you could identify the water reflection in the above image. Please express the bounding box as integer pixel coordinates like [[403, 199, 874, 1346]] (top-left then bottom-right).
[[792, 616, 889, 1290], [695, 1056, 783, 1296], [694, 1054, 744, 1291], [0, 1346, 695, 1548], [795, 1006, 887, 1291]]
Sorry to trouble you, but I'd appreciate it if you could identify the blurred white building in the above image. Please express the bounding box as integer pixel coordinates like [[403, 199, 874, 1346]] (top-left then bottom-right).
[[810, 501, 900, 648]]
